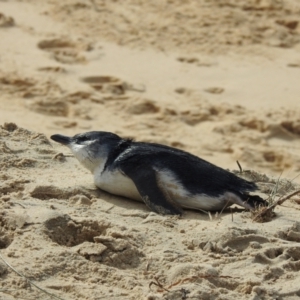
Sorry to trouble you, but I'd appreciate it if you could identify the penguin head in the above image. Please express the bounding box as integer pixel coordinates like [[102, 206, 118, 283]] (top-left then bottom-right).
[[50, 131, 121, 172]]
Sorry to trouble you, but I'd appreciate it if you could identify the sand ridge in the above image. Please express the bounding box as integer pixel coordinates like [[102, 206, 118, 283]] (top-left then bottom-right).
[[1, 0, 300, 299]]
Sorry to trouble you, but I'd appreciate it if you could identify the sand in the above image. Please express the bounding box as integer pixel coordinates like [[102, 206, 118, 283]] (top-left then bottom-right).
[[1, 0, 300, 299]]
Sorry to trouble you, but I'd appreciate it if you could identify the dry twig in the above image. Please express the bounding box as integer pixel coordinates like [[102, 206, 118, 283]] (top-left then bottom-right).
[[236, 160, 243, 173], [149, 276, 170, 292], [253, 188, 300, 222]]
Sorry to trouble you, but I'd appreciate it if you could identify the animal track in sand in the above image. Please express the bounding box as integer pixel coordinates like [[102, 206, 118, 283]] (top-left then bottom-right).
[[276, 222, 300, 243], [43, 214, 144, 269], [81, 75, 145, 96], [281, 120, 300, 136], [37, 38, 88, 64], [238, 147, 293, 172], [81, 75, 126, 95], [37, 66, 67, 73], [254, 246, 300, 272], [0, 124, 55, 170], [43, 215, 110, 247], [25, 89, 94, 119], [0, 75, 35, 94], [26, 99, 69, 116], [0, 209, 30, 250], [0, 178, 29, 196], [0, 12, 14, 27], [50, 0, 300, 54], [177, 56, 216, 67], [201, 234, 269, 255], [222, 235, 269, 253], [204, 87, 225, 94], [0, 72, 74, 117], [30, 185, 92, 201], [175, 89, 246, 126], [0, 214, 14, 249], [126, 98, 160, 115], [199, 228, 268, 255]]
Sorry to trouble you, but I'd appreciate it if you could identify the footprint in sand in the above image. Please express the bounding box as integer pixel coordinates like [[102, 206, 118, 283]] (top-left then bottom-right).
[[281, 120, 300, 136], [37, 38, 88, 64], [276, 222, 300, 243], [200, 228, 269, 254], [0, 215, 15, 249], [81, 76, 126, 95], [43, 214, 143, 268], [177, 56, 216, 67], [254, 246, 300, 273], [204, 87, 225, 94], [126, 98, 160, 115], [0, 12, 15, 27], [26, 99, 69, 117], [81, 75, 145, 96], [37, 66, 67, 73]]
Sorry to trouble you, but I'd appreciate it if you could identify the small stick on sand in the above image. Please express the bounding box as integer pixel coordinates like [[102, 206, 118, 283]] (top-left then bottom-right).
[[149, 276, 170, 292], [0, 253, 65, 300], [236, 160, 243, 173], [253, 188, 300, 222]]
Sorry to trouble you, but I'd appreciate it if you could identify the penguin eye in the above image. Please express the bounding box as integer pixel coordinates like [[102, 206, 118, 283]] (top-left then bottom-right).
[[76, 136, 90, 144]]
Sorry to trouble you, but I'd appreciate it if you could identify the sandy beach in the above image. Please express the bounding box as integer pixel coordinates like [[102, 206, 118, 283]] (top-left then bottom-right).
[[1, 1, 300, 299]]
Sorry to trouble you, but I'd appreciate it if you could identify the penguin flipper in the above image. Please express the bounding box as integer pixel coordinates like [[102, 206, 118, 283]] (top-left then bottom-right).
[[121, 166, 182, 215]]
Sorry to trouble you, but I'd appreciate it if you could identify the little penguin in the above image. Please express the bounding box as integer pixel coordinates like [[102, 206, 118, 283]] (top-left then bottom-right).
[[50, 131, 267, 215]]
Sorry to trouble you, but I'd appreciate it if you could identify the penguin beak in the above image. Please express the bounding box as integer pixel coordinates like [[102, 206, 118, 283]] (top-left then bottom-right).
[[50, 134, 72, 145]]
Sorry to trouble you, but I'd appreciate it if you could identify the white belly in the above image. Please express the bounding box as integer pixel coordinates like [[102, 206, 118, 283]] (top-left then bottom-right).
[[94, 168, 141, 201], [94, 167, 236, 211]]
